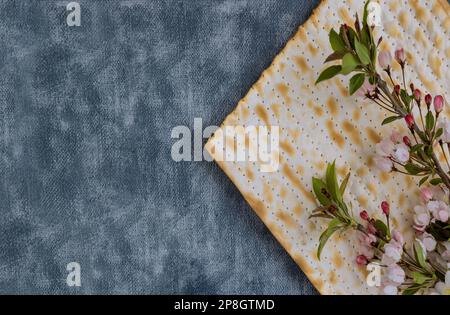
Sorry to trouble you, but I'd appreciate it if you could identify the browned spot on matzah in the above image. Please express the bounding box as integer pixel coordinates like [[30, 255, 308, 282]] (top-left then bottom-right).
[[294, 56, 309, 72], [327, 97, 338, 115], [263, 183, 273, 203], [276, 83, 292, 105], [255, 104, 270, 126], [357, 196, 368, 208], [314, 106, 324, 116], [282, 164, 315, 203], [244, 193, 266, 219], [334, 78, 349, 97], [280, 140, 295, 157], [276, 211, 297, 229], [366, 127, 381, 143], [307, 43, 318, 56], [326, 120, 345, 148], [246, 168, 254, 181], [342, 120, 362, 146]]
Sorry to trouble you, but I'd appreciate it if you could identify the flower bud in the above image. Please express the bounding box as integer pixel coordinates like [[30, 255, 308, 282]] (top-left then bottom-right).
[[425, 94, 432, 107], [378, 51, 392, 70], [368, 223, 377, 234], [360, 210, 369, 221], [403, 136, 411, 146], [413, 89, 421, 102], [394, 85, 400, 95], [405, 114, 414, 128], [434, 95, 444, 113], [356, 255, 368, 266], [395, 48, 405, 65], [381, 201, 390, 215]]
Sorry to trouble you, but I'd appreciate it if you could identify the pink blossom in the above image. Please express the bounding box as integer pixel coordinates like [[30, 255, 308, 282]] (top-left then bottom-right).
[[394, 47, 405, 64], [427, 200, 450, 223], [383, 285, 398, 295], [356, 80, 376, 98], [390, 129, 402, 143], [413, 205, 431, 231], [378, 51, 392, 70], [420, 232, 437, 252], [392, 230, 404, 245], [386, 265, 406, 284], [392, 143, 410, 163], [430, 186, 449, 202], [382, 241, 403, 265], [360, 244, 375, 260], [376, 138, 395, 156], [363, 234, 377, 246], [373, 156, 393, 172], [420, 187, 433, 203]]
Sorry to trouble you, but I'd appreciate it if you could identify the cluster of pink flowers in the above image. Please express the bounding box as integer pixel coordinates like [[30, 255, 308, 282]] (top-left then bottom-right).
[[373, 130, 410, 172], [414, 187, 450, 232]]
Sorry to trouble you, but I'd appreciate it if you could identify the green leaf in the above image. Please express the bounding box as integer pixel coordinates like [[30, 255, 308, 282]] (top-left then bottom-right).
[[382, 116, 401, 125], [362, 0, 370, 25], [412, 272, 429, 285], [347, 27, 358, 47], [309, 213, 334, 220], [435, 128, 443, 139], [324, 51, 346, 63], [326, 161, 341, 202], [341, 53, 359, 75], [404, 163, 424, 175], [400, 90, 412, 109], [317, 218, 341, 260], [315, 65, 342, 84], [419, 176, 429, 187], [312, 177, 331, 206], [339, 172, 351, 196], [374, 219, 388, 238], [410, 144, 423, 153], [430, 178, 443, 186], [349, 73, 365, 95], [329, 29, 346, 52], [426, 111, 435, 131], [355, 40, 371, 65], [402, 285, 422, 295], [413, 240, 427, 269]]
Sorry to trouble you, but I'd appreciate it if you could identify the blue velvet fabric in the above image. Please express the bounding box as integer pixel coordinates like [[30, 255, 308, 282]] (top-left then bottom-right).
[[0, 0, 320, 294]]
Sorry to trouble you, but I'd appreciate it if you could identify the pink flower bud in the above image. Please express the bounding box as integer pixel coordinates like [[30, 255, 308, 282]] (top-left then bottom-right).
[[413, 89, 421, 102], [395, 48, 405, 64], [368, 223, 377, 234], [420, 187, 433, 203], [394, 85, 400, 95], [356, 255, 368, 266], [378, 51, 392, 70], [425, 94, 432, 106], [434, 95, 444, 113], [381, 201, 390, 215], [403, 136, 411, 146], [405, 114, 414, 128], [360, 210, 369, 221]]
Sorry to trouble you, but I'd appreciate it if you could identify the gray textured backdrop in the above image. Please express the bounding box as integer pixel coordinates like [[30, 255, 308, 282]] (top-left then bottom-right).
[[0, 0, 320, 294]]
